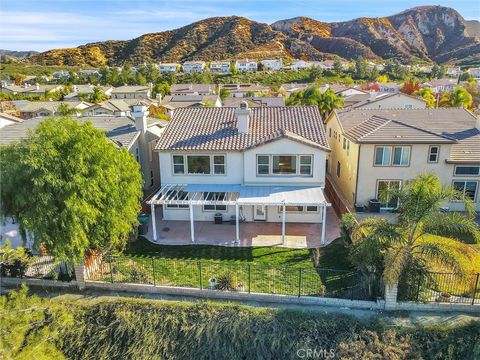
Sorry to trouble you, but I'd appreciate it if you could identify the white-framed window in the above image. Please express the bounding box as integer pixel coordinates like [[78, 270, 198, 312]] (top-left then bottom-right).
[[392, 146, 410, 166], [165, 190, 189, 209], [277, 206, 319, 213], [203, 192, 227, 211], [376, 180, 401, 209], [172, 155, 185, 174], [172, 154, 226, 175], [454, 166, 480, 176], [256, 155, 313, 176], [453, 181, 478, 201], [374, 146, 391, 166], [428, 146, 439, 163]]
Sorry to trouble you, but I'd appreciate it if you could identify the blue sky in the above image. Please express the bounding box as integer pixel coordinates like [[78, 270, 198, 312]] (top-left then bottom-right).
[[1, 0, 479, 51]]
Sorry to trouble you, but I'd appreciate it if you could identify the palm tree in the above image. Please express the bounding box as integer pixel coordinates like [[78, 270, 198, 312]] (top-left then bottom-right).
[[286, 86, 344, 120], [350, 174, 480, 286]]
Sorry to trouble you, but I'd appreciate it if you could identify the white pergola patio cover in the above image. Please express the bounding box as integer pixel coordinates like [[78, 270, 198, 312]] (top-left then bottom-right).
[[148, 184, 330, 245]]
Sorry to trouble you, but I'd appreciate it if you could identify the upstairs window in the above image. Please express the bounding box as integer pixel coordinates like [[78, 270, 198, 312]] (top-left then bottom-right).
[[336, 161, 341, 178], [374, 146, 391, 166], [299, 156, 313, 176], [187, 155, 210, 174], [173, 155, 185, 174], [257, 155, 313, 176], [428, 146, 439, 163], [172, 155, 226, 175], [213, 155, 225, 175], [257, 155, 270, 175], [454, 166, 480, 176], [273, 155, 296, 174], [375, 146, 410, 166], [392, 146, 410, 166]]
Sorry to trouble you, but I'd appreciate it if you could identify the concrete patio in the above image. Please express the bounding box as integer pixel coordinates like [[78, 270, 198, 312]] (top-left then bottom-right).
[[144, 206, 340, 248]]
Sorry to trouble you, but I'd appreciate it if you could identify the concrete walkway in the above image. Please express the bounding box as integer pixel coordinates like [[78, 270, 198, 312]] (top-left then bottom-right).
[[145, 206, 340, 248]]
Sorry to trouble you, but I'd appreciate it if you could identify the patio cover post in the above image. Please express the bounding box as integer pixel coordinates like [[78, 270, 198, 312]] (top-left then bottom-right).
[[235, 203, 240, 242], [151, 203, 157, 241], [281, 203, 286, 245], [189, 204, 195, 242], [321, 204, 327, 245]]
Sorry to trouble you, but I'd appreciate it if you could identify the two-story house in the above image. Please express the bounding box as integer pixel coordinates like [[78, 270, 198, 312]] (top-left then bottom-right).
[[349, 93, 427, 110], [158, 63, 180, 74], [111, 85, 151, 99], [235, 59, 258, 72], [421, 79, 458, 94], [325, 108, 480, 212], [182, 61, 206, 73], [209, 61, 231, 73], [260, 59, 282, 71], [148, 103, 332, 244], [170, 84, 215, 96]]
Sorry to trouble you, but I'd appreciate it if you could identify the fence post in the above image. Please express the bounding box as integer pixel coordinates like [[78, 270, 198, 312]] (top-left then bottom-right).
[[198, 261, 203, 290], [298, 268, 302, 297], [384, 282, 399, 310], [108, 254, 114, 283], [152, 258, 156, 287], [248, 264, 251, 293], [74, 262, 86, 290], [472, 273, 479, 306]]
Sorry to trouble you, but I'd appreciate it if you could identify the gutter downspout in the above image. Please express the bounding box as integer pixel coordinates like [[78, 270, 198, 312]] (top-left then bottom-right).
[[354, 144, 361, 207]]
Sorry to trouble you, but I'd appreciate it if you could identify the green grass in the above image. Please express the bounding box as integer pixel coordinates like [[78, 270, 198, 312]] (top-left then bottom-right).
[[89, 237, 378, 299]]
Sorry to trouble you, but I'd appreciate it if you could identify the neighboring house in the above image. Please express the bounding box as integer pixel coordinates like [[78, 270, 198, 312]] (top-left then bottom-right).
[[78, 69, 101, 78], [378, 82, 402, 94], [209, 61, 231, 73], [63, 85, 113, 101], [223, 97, 285, 107], [350, 93, 427, 110], [235, 59, 258, 72], [0, 84, 63, 96], [319, 60, 335, 70], [291, 60, 313, 71], [325, 108, 480, 212], [467, 67, 480, 80], [52, 71, 70, 80], [0, 109, 164, 194], [111, 85, 151, 99], [158, 63, 180, 73], [83, 99, 132, 117], [279, 83, 312, 97], [422, 79, 458, 94], [326, 84, 368, 97], [18, 101, 90, 119], [182, 61, 206, 73], [219, 84, 270, 98], [446, 67, 462, 78], [170, 84, 215, 96], [148, 104, 332, 244], [158, 95, 221, 116], [0, 112, 23, 128], [260, 59, 282, 71]]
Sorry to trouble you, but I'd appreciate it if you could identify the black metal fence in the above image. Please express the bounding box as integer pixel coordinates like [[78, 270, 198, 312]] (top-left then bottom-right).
[[0, 256, 75, 282], [86, 255, 383, 301], [399, 272, 480, 305]]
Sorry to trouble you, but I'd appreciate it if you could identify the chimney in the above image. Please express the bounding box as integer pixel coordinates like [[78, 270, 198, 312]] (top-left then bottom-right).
[[73, 85, 78, 92], [235, 101, 251, 134], [35, 83, 40, 91], [476, 114, 480, 131], [369, 91, 377, 101], [132, 105, 149, 133]]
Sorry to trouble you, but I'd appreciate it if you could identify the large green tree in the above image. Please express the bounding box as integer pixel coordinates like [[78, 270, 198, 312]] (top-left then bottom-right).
[[450, 85, 473, 109], [349, 174, 480, 285], [287, 86, 344, 119], [0, 117, 143, 262]]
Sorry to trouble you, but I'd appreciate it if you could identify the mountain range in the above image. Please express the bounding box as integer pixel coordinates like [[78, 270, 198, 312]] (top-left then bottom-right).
[[24, 6, 480, 67]]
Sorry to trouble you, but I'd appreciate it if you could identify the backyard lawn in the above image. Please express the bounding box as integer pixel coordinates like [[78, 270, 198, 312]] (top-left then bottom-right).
[[87, 237, 380, 299]]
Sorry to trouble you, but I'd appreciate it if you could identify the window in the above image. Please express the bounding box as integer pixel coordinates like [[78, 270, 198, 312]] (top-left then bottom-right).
[[203, 192, 227, 211], [148, 142, 153, 162], [173, 155, 185, 174], [336, 161, 341, 178], [374, 146, 391, 166], [453, 181, 478, 201], [454, 166, 480, 176], [187, 155, 211, 174], [377, 180, 401, 209], [278, 206, 318, 213], [329, 127, 332, 137], [346, 140, 350, 156], [392, 146, 410, 166], [135, 148, 140, 162], [165, 190, 189, 209], [299, 156, 313, 176], [213, 155, 225, 175], [150, 170, 154, 187], [273, 155, 296, 174], [343, 138, 347, 150], [257, 155, 270, 175], [428, 146, 439, 163]]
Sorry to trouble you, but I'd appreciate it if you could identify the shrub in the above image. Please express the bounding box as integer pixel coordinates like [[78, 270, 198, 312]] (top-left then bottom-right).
[[215, 271, 238, 291], [0, 242, 33, 278]]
